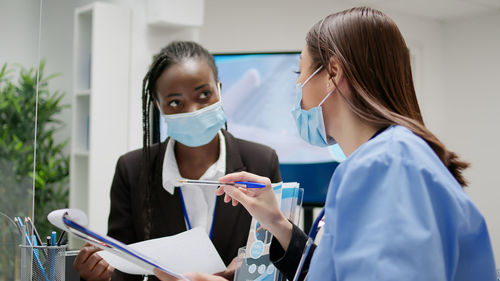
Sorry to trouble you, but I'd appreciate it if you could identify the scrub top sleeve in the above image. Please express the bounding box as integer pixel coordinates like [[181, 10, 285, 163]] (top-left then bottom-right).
[[270, 223, 313, 281], [331, 157, 450, 280]]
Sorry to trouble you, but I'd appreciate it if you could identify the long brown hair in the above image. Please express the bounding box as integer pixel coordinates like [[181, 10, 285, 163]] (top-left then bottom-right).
[[306, 7, 470, 186]]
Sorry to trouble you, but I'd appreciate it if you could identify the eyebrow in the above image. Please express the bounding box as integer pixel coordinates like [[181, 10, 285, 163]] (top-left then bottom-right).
[[166, 93, 182, 97], [194, 83, 209, 91], [162, 83, 210, 97]]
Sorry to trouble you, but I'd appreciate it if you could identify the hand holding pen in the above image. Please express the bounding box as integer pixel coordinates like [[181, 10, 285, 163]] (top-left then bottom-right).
[[215, 171, 292, 250]]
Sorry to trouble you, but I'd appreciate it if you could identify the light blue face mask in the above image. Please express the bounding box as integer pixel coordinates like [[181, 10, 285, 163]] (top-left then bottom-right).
[[161, 84, 227, 147], [291, 66, 337, 147]]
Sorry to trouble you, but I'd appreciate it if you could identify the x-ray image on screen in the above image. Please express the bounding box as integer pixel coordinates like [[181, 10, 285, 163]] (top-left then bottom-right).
[[159, 52, 345, 164]]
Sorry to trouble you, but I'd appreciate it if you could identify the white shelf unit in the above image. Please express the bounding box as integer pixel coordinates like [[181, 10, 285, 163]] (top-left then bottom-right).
[[70, 2, 131, 247]]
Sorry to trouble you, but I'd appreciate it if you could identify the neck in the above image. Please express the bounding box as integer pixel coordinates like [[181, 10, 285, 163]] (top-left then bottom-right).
[[335, 115, 380, 157], [174, 133, 220, 179]]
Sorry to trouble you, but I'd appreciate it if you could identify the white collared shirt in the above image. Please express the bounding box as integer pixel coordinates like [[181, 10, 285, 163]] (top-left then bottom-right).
[[162, 131, 226, 235]]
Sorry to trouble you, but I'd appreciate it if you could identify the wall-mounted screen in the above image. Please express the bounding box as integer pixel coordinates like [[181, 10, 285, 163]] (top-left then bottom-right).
[[214, 52, 344, 164]]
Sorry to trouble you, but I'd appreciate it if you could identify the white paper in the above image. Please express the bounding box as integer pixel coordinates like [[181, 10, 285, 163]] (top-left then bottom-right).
[[98, 227, 226, 275], [47, 208, 88, 230]]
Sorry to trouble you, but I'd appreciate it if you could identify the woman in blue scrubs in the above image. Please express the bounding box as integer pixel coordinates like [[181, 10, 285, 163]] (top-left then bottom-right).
[[155, 6, 497, 281]]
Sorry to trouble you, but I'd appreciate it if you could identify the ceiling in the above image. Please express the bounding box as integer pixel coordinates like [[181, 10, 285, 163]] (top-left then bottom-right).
[[342, 0, 500, 21]]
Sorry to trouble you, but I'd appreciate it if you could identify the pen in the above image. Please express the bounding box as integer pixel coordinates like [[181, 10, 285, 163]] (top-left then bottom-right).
[[16, 217, 32, 244], [13, 217, 22, 234], [26, 217, 43, 247], [178, 179, 266, 188], [51, 231, 57, 246], [32, 235, 40, 258], [56, 231, 66, 246], [24, 217, 32, 235], [50, 231, 57, 280]]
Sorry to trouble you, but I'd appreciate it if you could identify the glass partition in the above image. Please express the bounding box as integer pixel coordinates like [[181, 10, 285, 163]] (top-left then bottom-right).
[[0, 0, 42, 279]]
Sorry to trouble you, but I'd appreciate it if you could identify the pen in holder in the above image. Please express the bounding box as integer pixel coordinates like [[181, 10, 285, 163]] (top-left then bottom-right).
[[19, 243, 67, 281]]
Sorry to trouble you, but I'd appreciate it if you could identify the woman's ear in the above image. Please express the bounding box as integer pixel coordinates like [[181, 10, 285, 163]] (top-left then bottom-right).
[[216, 82, 223, 99], [327, 57, 343, 87]]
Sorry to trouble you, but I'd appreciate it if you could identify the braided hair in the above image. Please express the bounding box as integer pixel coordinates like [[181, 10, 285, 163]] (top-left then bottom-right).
[[141, 41, 219, 239]]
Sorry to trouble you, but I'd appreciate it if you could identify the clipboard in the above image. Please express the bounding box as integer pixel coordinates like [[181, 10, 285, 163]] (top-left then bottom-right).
[[49, 209, 188, 280]]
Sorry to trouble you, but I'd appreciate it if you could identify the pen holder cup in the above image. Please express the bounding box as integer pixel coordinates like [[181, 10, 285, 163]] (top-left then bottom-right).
[[19, 244, 67, 281]]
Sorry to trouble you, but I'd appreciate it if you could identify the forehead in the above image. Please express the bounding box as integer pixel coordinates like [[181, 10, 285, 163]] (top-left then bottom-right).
[[155, 59, 215, 92]]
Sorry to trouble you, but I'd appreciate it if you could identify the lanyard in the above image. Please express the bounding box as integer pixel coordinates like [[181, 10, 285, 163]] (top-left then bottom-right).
[[293, 208, 325, 281], [178, 187, 217, 239]]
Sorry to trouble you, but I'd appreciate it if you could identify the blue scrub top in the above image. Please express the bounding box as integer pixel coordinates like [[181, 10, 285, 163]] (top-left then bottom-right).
[[307, 125, 497, 280]]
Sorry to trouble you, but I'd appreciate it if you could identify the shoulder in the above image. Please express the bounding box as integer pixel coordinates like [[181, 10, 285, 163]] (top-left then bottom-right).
[[340, 125, 441, 173], [333, 125, 462, 195], [333, 125, 463, 199]]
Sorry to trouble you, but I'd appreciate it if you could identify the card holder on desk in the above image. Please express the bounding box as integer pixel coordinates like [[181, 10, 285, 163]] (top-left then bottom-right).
[[234, 182, 303, 281], [234, 247, 282, 281]]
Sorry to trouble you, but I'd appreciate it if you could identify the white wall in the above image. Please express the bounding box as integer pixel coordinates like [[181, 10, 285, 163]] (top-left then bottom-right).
[[0, 1, 40, 68], [443, 13, 500, 265]]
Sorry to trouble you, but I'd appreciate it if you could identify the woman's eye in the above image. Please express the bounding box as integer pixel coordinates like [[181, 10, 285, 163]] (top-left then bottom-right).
[[167, 100, 180, 108], [199, 91, 211, 100], [293, 70, 300, 75]]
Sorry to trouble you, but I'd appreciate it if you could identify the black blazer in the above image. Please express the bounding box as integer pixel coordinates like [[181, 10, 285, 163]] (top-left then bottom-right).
[[107, 130, 281, 280]]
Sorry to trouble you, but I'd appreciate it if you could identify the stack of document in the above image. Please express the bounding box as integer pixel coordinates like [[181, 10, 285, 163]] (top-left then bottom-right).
[[48, 209, 226, 279]]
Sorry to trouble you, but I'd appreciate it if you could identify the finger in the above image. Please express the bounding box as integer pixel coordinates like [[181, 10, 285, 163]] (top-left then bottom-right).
[[224, 186, 253, 209], [85, 254, 104, 274], [215, 186, 225, 196], [92, 259, 109, 277], [218, 171, 269, 186], [74, 244, 100, 268], [153, 268, 181, 281], [231, 197, 239, 206], [224, 193, 231, 203], [184, 272, 228, 281], [102, 265, 114, 281], [214, 267, 235, 280]]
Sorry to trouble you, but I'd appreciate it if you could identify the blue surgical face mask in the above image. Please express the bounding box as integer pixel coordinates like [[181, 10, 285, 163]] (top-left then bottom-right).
[[291, 66, 337, 147], [161, 84, 227, 147]]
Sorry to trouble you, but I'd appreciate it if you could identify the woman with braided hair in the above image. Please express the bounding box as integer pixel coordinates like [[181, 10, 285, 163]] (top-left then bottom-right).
[[73, 41, 281, 281]]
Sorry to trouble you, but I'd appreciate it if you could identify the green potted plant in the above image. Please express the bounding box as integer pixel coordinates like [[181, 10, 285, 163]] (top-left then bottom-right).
[[0, 61, 70, 279]]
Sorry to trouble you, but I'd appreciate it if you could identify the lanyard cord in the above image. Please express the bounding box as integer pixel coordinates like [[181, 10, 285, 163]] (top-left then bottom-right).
[[178, 187, 216, 239], [307, 208, 325, 239], [293, 208, 325, 281]]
